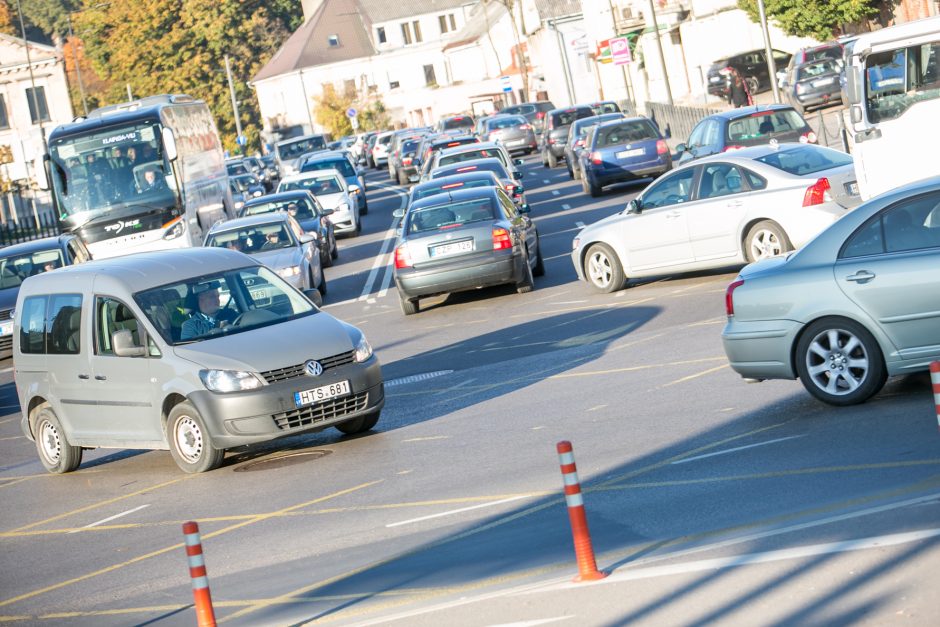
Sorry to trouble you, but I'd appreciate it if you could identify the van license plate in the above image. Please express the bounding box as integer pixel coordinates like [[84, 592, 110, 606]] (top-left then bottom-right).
[[616, 148, 644, 158], [0, 321, 11, 337], [294, 380, 350, 407]]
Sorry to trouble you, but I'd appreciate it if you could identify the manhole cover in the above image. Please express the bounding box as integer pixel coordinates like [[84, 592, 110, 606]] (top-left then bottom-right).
[[233, 450, 331, 472]]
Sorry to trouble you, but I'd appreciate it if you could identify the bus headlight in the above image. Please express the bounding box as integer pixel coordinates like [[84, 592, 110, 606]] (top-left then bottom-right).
[[164, 219, 186, 240]]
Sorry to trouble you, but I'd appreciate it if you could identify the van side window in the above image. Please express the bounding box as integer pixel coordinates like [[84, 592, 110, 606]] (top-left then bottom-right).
[[47, 294, 83, 355], [19, 296, 47, 354], [96, 297, 145, 356]]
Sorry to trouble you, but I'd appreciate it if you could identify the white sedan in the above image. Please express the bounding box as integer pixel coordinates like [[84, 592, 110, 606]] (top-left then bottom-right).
[[571, 143, 861, 292], [277, 168, 361, 236]]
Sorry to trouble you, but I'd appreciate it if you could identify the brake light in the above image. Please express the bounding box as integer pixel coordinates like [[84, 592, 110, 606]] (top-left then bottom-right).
[[536, 112, 545, 119], [402, 157, 413, 166], [725, 279, 744, 316], [492, 227, 512, 250], [656, 139, 668, 155], [723, 145, 744, 152], [575, 139, 585, 147], [519, 124, 532, 130], [442, 182, 464, 189], [548, 137, 556, 144], [456, 166, 478, 172], [447, 142, 461, 147], [802, 177, 831, 206], [800, 131, 818, 144], [503, 183, 515, 192], [394, 244, 413, 269], [590, 151, 602, 165]]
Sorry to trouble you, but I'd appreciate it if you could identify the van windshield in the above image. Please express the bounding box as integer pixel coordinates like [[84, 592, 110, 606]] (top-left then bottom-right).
[[135, 265, 316, 345]]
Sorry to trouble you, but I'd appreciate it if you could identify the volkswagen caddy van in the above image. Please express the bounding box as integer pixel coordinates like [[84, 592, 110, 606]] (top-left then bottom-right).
[[13, 247, 383, 473]]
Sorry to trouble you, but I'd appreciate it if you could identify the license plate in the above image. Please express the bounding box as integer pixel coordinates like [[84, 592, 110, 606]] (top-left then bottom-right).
[[294, 380, 351, 407], [409, 175, 420, 182], [430, 240, 473, 257], [846, 181, 859, 196], [251, 289, 267, 301], [813, 78, 835, 87], [616, 148, 645, 159], [505, 139, 524, 146], [0, 321, 11, 337]]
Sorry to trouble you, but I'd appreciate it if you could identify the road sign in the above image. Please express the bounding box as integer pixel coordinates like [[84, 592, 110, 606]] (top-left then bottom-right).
[[236, 134, 246, 146], [610, 37, 632, 66], [346, 108, 358, 118], [500, 76, 512, 93]]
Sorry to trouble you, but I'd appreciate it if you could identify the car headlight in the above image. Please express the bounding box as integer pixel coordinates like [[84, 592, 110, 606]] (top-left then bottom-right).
[[278, 265, 301, 278], [164, 219, 186, 240], [572, 237, 580, 250], [353, 334, 373, 363], [234, 201, 245, 210], [337, 202, 350, 213], [199, 369, 264, 392]]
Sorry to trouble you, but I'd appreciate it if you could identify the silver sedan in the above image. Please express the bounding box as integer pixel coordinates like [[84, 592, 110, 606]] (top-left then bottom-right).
[[722, 175, 940, 405], [571, 143, 860, 293]]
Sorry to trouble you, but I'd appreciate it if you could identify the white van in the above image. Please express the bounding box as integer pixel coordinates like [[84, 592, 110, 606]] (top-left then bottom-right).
[[13, 248, 383, 473]]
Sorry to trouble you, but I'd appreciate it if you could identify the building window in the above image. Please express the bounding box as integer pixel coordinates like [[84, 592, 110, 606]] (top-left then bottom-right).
[[401, 22, 412, 45], [413, 20, 422, 43], [328, 34, 340, 47], [439, 14, 457, 34], [424, 64, 437, 86], [25, 86, 50, 124], [376, 27, 386, 44], [0, 94, 9, 129]]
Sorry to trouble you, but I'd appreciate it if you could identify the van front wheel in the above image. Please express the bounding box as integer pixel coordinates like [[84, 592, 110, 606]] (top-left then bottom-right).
[[35, 408, 82, 474], [168, 402, 224, 473]]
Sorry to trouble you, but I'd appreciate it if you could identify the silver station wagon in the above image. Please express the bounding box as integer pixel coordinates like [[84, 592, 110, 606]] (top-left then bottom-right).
[[13, 248, 383, 473]]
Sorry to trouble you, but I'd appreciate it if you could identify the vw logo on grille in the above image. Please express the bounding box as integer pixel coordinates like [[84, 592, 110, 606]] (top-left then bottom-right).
[[304, 360, 324, 377]]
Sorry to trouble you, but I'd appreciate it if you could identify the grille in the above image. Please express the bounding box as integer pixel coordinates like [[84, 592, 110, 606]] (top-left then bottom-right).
[[0, 309, 12, 322], [259, 350, 356, 384], [272, 392, 368, 430], [0, 335, 12, 351]]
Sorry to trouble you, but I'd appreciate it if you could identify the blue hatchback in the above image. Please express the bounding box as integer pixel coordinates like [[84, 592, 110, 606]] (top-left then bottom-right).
[[579, 117, 671, 197]]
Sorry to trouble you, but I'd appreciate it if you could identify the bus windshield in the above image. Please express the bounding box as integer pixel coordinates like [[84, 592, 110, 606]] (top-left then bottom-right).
[[49, 122, 176, 221], [277, 136, 326, 161]]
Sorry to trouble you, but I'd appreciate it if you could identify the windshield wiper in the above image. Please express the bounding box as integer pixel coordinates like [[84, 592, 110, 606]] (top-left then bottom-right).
[[72, 203, 170, 229]]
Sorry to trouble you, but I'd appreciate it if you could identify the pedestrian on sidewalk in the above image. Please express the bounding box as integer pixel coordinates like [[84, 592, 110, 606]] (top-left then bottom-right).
[[727, 67, 753, 108]]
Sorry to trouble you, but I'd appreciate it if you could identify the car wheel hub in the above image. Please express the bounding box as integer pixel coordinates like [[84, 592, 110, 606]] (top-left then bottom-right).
[[175, 416, 203, 463], [806, 329, 868, 396], [752, 230, 781, 259], [39, 421, 61, 463], [588, 252, 611, 287]]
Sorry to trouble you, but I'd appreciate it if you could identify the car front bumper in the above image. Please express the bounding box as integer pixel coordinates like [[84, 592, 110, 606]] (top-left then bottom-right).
[[721, 318, 802, 380], [189, 357, 384, 448], [395, 250, 523, 299]]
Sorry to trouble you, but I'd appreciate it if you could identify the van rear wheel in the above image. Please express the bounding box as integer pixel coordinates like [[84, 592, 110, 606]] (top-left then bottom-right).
[[35, 407, 82, 474], [168, 402, 224, 473]]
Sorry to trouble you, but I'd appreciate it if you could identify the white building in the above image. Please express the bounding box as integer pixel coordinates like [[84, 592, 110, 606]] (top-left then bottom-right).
[[0, 33, 74, 222]]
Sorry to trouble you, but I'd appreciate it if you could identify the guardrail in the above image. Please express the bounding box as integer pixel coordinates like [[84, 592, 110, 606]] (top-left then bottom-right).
[[645, 101, 724, 143], [0, 213, 62, 248]]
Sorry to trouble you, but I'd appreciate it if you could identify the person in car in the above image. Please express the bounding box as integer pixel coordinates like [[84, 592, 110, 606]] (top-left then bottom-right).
[[180, 284, 236, 339]]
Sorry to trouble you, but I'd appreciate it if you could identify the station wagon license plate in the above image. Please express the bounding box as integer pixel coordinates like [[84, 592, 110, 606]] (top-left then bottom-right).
[[430, 240, 473, 257], [846, 181, 859, 196], [0, 321, 11, 337], [294, 380, 350, 407], [616, 148, 645, 159]]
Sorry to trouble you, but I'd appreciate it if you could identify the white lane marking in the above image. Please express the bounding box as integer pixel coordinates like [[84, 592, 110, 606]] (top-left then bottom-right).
[[386, 495, 529, 528], [561, 204, 571, 210], [551, 190, 560, 196], [542, 179, 550, 184], [671, 435, 806, 465], [402, 436, 450, 443], [68, 504, 150, 533], [489, 619, 573, 627], [553, 528, 940, 589], [554, 300, 587, 305], [0, 435, 24, 441], [575, 221, 585, 228], [385, 370, 455, 387], [358, 183, 406, 302], [377, 252, 396, 298], [0, 367, 12, 373]]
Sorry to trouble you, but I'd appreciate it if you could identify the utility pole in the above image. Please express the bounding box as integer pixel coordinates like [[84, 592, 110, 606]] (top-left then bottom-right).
[[647, 0, 673, 105], [757, 0, 781, 102], [605, 0, 632, 102], [126, 83, 133, 102], [224, 55, 244, 150]]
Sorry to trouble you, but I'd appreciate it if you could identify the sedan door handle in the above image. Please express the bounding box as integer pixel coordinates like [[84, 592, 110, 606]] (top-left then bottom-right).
[[666, 211, 682, 219], [94, 375, 107, 381], [78, 374, 90, 380], [845, 270, 876, 283], [726, 200, 743, 207]]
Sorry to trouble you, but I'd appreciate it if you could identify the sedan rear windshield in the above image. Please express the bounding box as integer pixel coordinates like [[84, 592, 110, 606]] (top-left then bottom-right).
[[486, 116, 527, 130], [754, 146, 852, 175], [438, 149, 507, 168], [431, 161, 509, 180], [242, 198, 316, 220], [595, 120, 659, 147], [302, 158, 355, 177], [413, 178, 496, 201], [443, 117, 474, 130], [727, 110, 807, 142], [407, 199, 495, 234], [551, 109, 591, 126]]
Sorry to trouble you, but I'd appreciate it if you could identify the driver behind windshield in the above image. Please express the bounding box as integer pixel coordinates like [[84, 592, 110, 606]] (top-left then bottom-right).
[[180, 283, 237, 340]]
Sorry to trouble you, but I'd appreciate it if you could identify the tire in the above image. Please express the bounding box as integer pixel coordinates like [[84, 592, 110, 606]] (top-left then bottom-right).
[[573, 162, 581, 180], [400, 293, 419, 315], [516, 253, 535, 293], [318, 269, 327, 296], [567, 163, 574, 179], [588, 180, 602, 198], [533, 238, 545, 277], [167, 401, 224, 473], [746, 76, 759, 95], [330, 233, 338, 260], [355, 217, 362, 234], [581, 176, 590, 195], [360, 198, 368, 216], [34, 407, 82, 474], [583, 243, 626, 293], [335, 409, 381, 435], [398, 170, 407, 186], [744, 220, 792, 263], [794, 317, 887, 406], [547, 151, 558, 168], [542, 151, 549, 167], [321, 243, 333, 268]]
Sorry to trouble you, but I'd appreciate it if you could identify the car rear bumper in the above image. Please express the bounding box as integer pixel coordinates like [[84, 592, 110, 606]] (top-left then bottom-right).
[[587, 161, 671, 187], [189, 357, 385, 448], [546, 143, 567, 158], [721, 318, 801, 380], [395, 250, 523, 299]]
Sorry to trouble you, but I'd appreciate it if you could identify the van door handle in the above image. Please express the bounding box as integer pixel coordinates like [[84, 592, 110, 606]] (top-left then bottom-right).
[[78, 374, 90, 380], [666, 211, 682, 219], [94, 375, 107, 381], [845, 270, 875, 283]]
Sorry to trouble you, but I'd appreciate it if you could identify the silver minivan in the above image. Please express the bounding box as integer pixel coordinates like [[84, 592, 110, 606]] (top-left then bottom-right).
[[12, 248, 384, 473]]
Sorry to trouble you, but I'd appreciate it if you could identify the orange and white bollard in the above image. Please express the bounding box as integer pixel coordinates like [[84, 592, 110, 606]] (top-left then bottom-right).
[[182, 521, 217, 627], [556, 440, 607, 582], [931, 361, 940, 432]]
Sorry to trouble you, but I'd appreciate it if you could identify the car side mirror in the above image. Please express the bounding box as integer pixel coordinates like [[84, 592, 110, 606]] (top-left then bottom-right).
[[304, 289, 323, 307], [675, 143, 688, 153], [515, 158, 525, 166], [300, 233, 315, 244], [626, 199, 641, 215], [392, 208, 405, 219], [319, 207, 334, 217], [112, 329, 147, 357], [512, 171, 523, 180], [37, 155, 50, 191], [519, 203, 530, 214]]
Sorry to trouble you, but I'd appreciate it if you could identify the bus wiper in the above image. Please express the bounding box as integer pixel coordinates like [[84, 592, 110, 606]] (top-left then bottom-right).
[[74, 203, 169, 229]]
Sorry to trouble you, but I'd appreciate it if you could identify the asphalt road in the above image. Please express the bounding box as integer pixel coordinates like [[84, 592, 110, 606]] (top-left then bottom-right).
[[0, 155, 938, 626]]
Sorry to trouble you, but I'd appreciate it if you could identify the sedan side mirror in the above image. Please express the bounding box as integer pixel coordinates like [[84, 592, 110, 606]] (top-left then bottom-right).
[[112, 329, 147, 357], [512, 171, 523, 180], [392, 208, 405, 219], [626, 199, 642, 215], [675, 143, 688, 153], [348, 184, 361, 194], [300, 233, 316, 244], [515, 158, 525, 166], [319, 207, 334, 217], [519, 203, 531, 214]]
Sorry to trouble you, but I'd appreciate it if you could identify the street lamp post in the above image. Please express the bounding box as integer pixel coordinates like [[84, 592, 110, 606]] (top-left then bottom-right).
[[757, 0, 782, 102], [66, 13, 88, 116], [647, 0, 673, 105], [224, 55, 244, 152]]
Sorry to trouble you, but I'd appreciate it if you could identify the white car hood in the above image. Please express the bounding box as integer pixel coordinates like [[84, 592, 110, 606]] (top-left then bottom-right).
[[316, 192, 348, 210], [248, 248, 301, 272], [173, 313, 353, 373]]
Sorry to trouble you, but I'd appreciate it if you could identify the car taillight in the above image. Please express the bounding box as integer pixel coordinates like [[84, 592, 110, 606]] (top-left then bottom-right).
[[575, 139, 585, 147], [548, 137, 556, 144], [519, 124, 532, 130], [503, 183, 515, 192], [800, 131, 818, 144], [656, 139, 668, 155], [590, 151, 602, 165], [394, 244, 413, 269], [536, 112, 545, 119], [722, 145, 744, 152], [802, 177, 831, 206], [492, 227, 512, 250], [402, 157, 413, 166], [725, 279, 744, 316]]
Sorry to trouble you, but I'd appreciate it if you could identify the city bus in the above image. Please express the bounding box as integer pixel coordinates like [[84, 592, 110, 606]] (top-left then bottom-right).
[[844, 16, 940, 200], [42, 94, 233, 259]]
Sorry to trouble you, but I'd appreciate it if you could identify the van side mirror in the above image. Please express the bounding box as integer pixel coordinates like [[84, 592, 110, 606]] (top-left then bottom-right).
[[113, 329, 147, 357], [845, 71, 861, 105], [319, 207, 334, 217], [515, 158, 525, 166], [512, 171, 523, 180]]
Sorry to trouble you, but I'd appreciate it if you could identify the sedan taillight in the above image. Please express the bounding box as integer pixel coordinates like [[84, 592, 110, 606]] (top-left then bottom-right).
[[656, 139, 668, 155], [394, 244, 413, 269], [492, 227, 512, 250], [590, 151, 602, 165], [725, 279, 744, 316], [802, 177, 831, 207]]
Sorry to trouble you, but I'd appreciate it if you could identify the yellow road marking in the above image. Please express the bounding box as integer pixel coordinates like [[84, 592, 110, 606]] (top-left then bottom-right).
[[0, 435, 24, 441], [510, 296, 655, 318], [548, 356, 726, 380], [401, 436, 450, 442], [659, 364, 729, 388], [0, 480, 381, 609], [0, 416, 21, 426]]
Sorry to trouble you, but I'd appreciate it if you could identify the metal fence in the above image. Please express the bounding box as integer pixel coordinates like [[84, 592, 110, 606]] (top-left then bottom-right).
[[645, 101, 724, 144], [0, 212, 62, 248]]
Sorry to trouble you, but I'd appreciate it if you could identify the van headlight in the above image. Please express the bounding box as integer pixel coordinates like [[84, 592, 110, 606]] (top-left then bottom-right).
[[199, 369, 264, 392], [278, 265, 301, 278], [353, 335, 373, 363]]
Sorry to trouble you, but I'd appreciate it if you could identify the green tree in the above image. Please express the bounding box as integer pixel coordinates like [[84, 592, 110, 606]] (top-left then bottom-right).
[[313, 86, 354, 138], [737, 0, 880, 40]]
